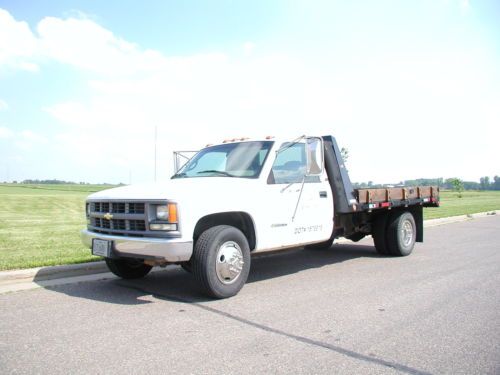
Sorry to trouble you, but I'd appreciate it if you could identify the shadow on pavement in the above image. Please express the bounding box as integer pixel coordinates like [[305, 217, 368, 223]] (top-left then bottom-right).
[[41, 243, 380, 305]]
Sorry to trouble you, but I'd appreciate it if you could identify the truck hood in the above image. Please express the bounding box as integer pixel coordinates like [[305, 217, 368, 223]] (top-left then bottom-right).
[[87, 178, 260, 201]]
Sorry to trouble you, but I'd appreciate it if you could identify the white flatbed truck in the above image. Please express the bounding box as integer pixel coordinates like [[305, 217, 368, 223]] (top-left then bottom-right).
[[81, 136, 439, 298]]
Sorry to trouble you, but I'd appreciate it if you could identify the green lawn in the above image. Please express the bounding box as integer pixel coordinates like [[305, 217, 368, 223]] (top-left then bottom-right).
[[0, 184, 113, 270], [424, 190, 500, 219], [0, 184, 499, 270]]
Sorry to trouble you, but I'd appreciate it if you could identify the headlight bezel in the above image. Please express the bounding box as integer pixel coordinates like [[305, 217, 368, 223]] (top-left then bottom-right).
[[151, 202, 178, 231]]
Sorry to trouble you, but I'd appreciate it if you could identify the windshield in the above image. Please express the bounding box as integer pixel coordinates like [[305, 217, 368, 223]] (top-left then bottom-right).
[[172, 141, 273, 179]]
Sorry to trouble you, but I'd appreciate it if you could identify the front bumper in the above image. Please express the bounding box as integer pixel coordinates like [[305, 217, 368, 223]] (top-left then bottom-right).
[[81, 229, 192, 262]]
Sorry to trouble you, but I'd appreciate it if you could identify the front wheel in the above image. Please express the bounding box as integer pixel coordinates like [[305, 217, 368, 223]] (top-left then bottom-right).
[[105, 258, 152, 279], [192, 225, 251, 299], [180, 261, 192, 273]]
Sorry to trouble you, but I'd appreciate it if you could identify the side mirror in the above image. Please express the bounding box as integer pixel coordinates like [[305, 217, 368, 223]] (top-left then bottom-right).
[[305, 137, 323, 176]]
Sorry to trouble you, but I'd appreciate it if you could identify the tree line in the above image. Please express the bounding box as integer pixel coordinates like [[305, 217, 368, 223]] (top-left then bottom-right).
[[6, 179, 121, 186], [5, 177, 500, 191], [404, 177, 500, 191], [354, 176, 500, 191]]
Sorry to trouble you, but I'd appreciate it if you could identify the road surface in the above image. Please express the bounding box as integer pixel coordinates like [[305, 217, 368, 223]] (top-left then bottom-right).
[[1, 216, 499, 374]]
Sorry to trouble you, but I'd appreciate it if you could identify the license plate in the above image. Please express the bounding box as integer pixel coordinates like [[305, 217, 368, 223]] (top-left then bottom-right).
[[92, 239, 111, 257]]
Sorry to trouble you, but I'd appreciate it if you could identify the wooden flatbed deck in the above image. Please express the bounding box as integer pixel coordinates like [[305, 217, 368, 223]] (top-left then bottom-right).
[[355, 186, 440, 211]]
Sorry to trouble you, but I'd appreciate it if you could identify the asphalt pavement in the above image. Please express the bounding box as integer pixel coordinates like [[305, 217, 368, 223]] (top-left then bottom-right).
[[0, 215, 499, 374]]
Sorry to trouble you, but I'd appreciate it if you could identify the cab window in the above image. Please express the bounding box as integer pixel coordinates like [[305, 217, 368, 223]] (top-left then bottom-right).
[[268, 143, 306, 184]]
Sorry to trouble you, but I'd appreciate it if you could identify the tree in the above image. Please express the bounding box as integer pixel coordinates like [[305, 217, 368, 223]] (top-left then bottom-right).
[[493, 176, 500, 191], [480, 176, 491, 190], [450, 178, 464, 198], [340, 147, 349, 164]]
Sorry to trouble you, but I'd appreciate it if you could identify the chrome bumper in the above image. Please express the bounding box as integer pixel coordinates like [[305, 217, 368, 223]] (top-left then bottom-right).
[[80, 229, 192, 262]]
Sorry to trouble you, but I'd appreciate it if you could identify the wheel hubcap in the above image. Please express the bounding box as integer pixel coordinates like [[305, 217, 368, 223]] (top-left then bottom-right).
[[401, 219, 414, 247], [215, 241, 244, 284]]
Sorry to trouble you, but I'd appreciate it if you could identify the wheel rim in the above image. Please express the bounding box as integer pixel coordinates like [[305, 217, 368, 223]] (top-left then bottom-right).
[[215, 241, 244, 285], [401, 219, 414, 247]]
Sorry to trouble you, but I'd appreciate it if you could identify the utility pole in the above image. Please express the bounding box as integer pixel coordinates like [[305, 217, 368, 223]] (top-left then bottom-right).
[[154, 126, 157, 182]]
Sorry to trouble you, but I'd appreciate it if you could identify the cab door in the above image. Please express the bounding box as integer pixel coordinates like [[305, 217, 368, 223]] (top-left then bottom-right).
[[293, 138, 334, 243], [259, 139, 333, 250]]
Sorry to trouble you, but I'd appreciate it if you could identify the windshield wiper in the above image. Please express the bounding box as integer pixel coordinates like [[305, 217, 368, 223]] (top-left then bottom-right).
[[197, 170, 235, 177], [171, 172, 187, 179], [276, 135, 306, 154]]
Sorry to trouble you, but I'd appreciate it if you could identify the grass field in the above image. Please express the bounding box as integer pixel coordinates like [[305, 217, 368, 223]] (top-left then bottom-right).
[[423, 190, 500, 219], [1, 184, 499, 270], [0, 184, 114, 270]]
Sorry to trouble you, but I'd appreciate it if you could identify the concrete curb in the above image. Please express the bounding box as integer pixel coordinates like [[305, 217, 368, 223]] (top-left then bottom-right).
[[423, 210, 498, 227], [0, 210, 498, 293]]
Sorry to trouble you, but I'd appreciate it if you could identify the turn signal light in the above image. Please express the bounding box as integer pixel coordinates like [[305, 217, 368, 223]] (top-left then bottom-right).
[[168, 203, 178, 223]]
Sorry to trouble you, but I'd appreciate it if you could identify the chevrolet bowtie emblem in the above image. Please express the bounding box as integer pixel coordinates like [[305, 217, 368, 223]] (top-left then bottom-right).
[[103, 212, 113, 220]]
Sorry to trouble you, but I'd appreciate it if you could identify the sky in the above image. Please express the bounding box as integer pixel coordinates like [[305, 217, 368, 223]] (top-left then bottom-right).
[[0, 0, 499, 184]]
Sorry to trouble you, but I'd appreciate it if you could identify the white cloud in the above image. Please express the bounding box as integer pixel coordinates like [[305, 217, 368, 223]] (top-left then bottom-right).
[[0, 9, 39, 71], [243, 42, 256, 57], [0, 99, 8, 111], [13, 130, 47, 151], [44, 101, 90, 127], [36, 15, 168, 75], [43, 49, 337, 180], [20, 130, 47, 143], [460, 0, 470, 14], [1, 8, 498, 183], [0, 126, 47, 151], [0, 126, 14, 138], [0, 9, 166, 75]]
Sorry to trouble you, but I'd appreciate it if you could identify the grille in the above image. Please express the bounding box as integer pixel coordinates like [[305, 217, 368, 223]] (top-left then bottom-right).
[[91, 217, 146, 232], [92, 202, 144, 214], [129, 220, 146, 231], [112, 203, 125, 213], [88, 201, 147, 236], [128, 203, 145, 214]]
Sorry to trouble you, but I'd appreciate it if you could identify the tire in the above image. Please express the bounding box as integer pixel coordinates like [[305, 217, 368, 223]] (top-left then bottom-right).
[[386, 211, 416, 256], [373, 213, 390, 255], [105, 257, 152, 279], [305, 239, 333, 250], [180, 261, 192, 273], [192, 225, 251, 299]]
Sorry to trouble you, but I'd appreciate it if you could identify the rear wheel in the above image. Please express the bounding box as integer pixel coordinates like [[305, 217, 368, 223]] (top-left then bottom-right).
[[192, 225, 251, 299], [105, 258, 152, 279], [386, 211, 416, 256], [373, 213, 390, 255]]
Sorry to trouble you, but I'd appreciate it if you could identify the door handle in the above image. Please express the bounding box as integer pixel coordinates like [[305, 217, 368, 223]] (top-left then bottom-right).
[[319, 191, 327, 198]]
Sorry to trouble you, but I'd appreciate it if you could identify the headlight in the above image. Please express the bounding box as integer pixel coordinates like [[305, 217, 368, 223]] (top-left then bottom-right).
[[156, 205, 169, 220], [152, 203, 178, 231]]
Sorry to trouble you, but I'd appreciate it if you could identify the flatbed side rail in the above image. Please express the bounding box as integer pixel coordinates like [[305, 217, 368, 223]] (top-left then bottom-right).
[[356, 186, 440, 211]]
